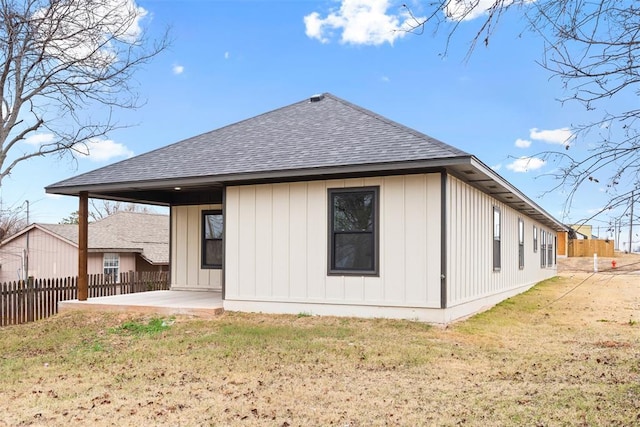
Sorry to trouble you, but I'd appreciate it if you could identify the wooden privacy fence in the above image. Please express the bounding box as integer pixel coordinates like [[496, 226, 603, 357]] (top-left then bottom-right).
[[0, 271, 169, 327], [568, 239, 615, 257]]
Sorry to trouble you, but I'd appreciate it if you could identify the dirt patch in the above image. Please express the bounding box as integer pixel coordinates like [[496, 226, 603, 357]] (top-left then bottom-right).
[[558, 250, 640, 274], [0, 268, 639, 426]]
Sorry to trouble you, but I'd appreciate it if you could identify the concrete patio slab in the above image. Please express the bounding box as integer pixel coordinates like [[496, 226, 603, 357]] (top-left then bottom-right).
[[58, 290, 224, 318]]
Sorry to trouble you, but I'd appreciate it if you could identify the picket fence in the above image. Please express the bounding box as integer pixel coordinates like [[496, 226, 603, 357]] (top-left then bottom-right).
[[0, 271, 169, 327]]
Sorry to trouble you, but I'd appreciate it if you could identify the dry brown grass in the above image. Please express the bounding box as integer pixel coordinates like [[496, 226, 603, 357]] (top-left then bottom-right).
[[1, 261, 639, 426]]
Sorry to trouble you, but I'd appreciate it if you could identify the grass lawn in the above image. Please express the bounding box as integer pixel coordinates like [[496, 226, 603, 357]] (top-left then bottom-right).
[[0, 272, 638, 426]]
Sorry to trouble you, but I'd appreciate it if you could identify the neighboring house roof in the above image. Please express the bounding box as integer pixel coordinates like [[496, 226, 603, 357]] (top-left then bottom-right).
[[1, 212, 169, 264], [46, 93, 567, 231]]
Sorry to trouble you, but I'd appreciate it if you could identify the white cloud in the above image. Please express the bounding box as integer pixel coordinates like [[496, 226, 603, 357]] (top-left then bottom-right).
[[45, 193, 63, 200], [76, 138, 134, 162], [304, 0, 422, 46], [380, 75, 390, 82], [445, 0, 535, 22], [172, 64, 184, 75], [23, 133, 56, 146], [491, 163, 502, 171], [514, 138, 531, 148], [529, 127, 574, 146], [224, 51, 230, 60], [506, 156, 546, 173], [445, 0, 506, 21]]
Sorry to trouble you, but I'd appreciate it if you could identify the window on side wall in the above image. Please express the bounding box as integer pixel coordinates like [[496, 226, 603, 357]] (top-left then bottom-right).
[[328, 187, 379, 275], [540, 230, 547, 267], [103, 253, 120, 283], [202, 210, 223, 269], [493, 207, 501, 271], [518, 218, 525, 269], [533, 225, 538, 253]]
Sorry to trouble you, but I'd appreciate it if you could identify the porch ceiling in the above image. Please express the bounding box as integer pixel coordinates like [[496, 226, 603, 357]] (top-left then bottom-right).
[[71, 184, 224, 206]]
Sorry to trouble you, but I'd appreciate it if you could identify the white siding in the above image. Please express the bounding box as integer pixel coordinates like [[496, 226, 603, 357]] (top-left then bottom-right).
[[174, 173, 559, 323], [446, 176, 557, 311], [171, 204, 222, 290], [224, 174, 442, 310]]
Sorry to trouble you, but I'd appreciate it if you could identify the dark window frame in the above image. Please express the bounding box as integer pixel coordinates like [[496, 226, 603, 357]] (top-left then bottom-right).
[[202, 210, 223, 269], [493, 206, 501, 271], [328, 186, 380, 276], [518, 218, 525, 270], [540, 230, 547, 268]]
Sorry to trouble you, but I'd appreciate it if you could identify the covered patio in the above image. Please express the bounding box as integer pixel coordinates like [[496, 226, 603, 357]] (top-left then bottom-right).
[[59, 290, 224, 318]]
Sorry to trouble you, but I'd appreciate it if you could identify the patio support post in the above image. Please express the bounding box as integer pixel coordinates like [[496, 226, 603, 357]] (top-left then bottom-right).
[[78, 192, 89, 301]]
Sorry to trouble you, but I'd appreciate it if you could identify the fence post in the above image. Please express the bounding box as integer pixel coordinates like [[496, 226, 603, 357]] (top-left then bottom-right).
[[26, 276, 34, 323], [129, 270, 136, 293]]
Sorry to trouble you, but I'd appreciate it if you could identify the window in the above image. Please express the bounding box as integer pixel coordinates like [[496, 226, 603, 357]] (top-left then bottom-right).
[[548, 233, 554, 267], [493, 207, 501, 271], [328, 187, 379, 275], [540, 230, 547, 267], [518, 218, 525, 269], [202, 211, 223, 269], [103, 253, 119, 282], [533, 225, 538, 253]]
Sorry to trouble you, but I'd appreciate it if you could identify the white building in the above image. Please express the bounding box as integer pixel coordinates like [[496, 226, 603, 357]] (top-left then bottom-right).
[[47, 94, 566, 324]]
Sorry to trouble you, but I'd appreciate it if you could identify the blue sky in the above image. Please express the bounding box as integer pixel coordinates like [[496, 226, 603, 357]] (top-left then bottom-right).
[[3, 0, 631, 243]]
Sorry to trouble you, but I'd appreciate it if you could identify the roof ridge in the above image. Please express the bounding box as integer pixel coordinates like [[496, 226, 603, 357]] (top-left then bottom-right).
[[108, 211, 169, 217], [323, 93, 469, 156]]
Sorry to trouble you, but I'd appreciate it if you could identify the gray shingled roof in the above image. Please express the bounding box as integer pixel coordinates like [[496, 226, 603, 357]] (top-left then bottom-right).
[[47, 93, 470, 189], [37, 212, 169, 264]]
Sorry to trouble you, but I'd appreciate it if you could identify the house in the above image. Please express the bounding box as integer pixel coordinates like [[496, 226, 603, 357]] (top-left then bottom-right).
[[46, 93, 567, 323], [0, 212, 168, 282], [569, 224, 593, 239]]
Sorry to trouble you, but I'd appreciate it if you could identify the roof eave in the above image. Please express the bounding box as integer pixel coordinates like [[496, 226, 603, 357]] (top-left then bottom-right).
[[45, 154, 566, 231], [466, 157, 568, 231], [88, 248, 143, 254], [45, 156, 475, 197]]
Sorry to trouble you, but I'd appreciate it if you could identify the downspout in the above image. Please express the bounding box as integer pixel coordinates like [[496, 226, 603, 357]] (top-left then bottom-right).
[[440, 172, 448, 309], [168, 206, 173, 290], [221, 186, 226, 301]]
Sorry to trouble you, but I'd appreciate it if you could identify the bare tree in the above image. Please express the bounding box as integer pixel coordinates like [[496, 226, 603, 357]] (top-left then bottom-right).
[[88, 199, 153, 221], [60, 199, 155, 223], [404, 1, 640, 223], [0, 0, 168, 187], [0, 204, 27, 240]]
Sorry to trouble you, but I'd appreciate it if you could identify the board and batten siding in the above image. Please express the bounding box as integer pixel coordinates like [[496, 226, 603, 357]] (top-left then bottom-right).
[[224, 174, 442, 318], [445, 175, 557, 321], [171, 204, 222, 290]]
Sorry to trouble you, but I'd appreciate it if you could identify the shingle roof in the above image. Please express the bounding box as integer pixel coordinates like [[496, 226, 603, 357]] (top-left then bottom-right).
[[47, 93, 470, 189], [37, 212, 169, 264], [43, 93, 566, 231]]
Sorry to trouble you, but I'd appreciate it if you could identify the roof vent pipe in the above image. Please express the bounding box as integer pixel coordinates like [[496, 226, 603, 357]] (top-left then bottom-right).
[[309, 94, 324, 102]]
